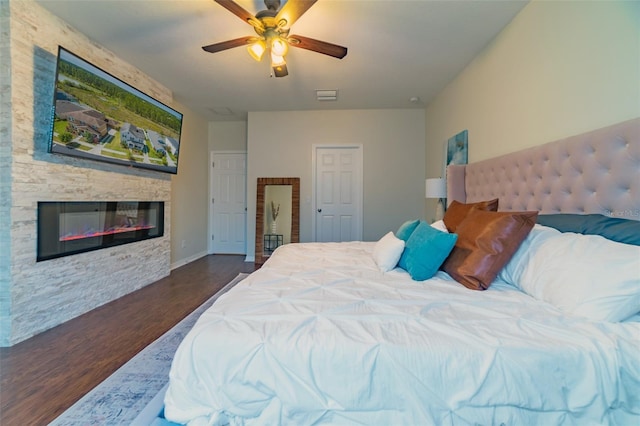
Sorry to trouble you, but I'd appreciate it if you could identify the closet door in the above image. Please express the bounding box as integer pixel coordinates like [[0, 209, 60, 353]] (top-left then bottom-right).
[[313, 145, 363, 242], [210, 152, 246, 254]]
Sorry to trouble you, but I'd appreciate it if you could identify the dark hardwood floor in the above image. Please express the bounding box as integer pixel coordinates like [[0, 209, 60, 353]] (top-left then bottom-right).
[[0, 254, 256, 425]]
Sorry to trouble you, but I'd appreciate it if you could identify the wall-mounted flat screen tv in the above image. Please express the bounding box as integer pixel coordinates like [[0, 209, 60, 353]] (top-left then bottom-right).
[[48, 46, 183, 174]]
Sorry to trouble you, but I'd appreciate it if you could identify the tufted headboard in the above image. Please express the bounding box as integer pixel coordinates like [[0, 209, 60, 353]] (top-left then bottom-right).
[[447, 118, 640, 221]]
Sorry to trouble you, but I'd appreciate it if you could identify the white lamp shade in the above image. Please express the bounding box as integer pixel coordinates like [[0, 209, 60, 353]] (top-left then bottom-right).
[[271, 37, 288, 56], [425, 178, 446, 199], [270, 52, 286, 66], [247, 40, 266, 61]]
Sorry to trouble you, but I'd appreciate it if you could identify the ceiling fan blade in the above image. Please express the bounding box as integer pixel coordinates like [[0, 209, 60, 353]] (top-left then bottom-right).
[[273, 63, 288, 78], [275, 0, 317, 28], [288, 35, 348, 59], [202, 36, 255, 53], [214, 0, 263, 30]]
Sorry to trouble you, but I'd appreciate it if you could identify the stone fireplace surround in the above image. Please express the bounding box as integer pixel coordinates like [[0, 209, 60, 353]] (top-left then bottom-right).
[[2, 0, 174, 346]]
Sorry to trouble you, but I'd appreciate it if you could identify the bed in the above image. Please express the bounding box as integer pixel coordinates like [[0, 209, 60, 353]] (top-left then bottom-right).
[[164, 118, 640, 425]]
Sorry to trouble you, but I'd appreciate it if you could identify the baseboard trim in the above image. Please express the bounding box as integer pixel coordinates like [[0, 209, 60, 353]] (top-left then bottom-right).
[[170, 250, 208, 271]]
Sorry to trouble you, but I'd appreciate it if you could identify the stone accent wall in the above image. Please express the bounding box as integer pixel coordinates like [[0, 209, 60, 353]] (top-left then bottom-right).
[[0, 0, 12, 343], [1, 0, 175, 346]]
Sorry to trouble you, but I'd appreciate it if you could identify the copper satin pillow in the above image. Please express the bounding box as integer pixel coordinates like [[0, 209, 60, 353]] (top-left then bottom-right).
[[443, 199, 499, 233], [442, 209, 538, 290]]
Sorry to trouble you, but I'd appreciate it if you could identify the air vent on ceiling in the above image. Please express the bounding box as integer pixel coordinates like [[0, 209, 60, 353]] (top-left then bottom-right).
[[210, 107, 235, 116], [316, 90, 338, 101]]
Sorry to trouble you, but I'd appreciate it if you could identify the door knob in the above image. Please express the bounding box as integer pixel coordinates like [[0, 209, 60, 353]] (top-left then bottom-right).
[[317, 209, 322, 213]]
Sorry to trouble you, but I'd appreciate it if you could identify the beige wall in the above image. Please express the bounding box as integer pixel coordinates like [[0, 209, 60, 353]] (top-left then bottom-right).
[[209, 121, 247, 151], [246, 109, 426, 260], [425, 0, 640, 218], [170, 101, 210, 269]]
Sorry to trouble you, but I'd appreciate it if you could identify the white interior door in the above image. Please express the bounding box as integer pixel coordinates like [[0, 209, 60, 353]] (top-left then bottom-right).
[[313, 145, 363, 242], [210, 151, 246, 254]]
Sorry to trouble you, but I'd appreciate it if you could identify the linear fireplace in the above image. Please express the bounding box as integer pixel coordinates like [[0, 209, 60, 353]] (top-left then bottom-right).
[[37, 201, 164, 261]]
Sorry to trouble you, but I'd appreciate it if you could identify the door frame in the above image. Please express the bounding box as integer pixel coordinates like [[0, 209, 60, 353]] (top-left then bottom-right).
[[311, 144, 364, 242], [208, 150, 247, 254]]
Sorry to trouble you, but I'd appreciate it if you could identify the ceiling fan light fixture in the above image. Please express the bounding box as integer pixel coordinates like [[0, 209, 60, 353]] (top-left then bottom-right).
[[271, 37, 289, 56], [270, 52, 286, 67], [206, 0, 348, 78], [247, 40, 266, 61]]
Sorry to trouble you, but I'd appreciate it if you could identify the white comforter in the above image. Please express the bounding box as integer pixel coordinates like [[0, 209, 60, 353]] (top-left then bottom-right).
[[165, 242, 640, 425]]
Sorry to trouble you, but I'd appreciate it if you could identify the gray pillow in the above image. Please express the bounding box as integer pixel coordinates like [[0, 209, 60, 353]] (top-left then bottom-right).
[[536, 214, 640, 246]]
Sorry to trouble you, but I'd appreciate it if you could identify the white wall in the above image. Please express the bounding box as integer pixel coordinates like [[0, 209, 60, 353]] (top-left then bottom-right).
[[425, 0, 640, 199], [246, 109, 426, 260]]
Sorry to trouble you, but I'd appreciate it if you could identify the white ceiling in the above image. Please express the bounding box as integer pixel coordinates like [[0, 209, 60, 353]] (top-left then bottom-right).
[[36, 0, 528, 121]]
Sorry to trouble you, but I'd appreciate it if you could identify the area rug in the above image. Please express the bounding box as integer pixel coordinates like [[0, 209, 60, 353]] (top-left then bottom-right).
[[50, 273, 250, 426]]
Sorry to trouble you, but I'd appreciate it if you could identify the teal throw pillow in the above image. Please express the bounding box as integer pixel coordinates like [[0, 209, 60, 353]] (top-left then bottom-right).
[[398, 221, 458, 281], [396, 219, 420, 242]]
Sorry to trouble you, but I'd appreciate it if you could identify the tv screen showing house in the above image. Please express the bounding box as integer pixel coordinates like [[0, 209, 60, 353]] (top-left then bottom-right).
[[48, 46, 183, 174]]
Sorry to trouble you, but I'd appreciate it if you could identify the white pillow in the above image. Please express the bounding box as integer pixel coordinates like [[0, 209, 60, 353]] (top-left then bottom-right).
[[502, 228, 640, 322], [372, 231, 405, 272], [430, 219, 448, 232], [498, 224, 561, 286]]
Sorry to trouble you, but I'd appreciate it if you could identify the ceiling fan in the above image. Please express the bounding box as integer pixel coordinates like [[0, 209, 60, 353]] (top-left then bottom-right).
[[202, 0, 348, 77]]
